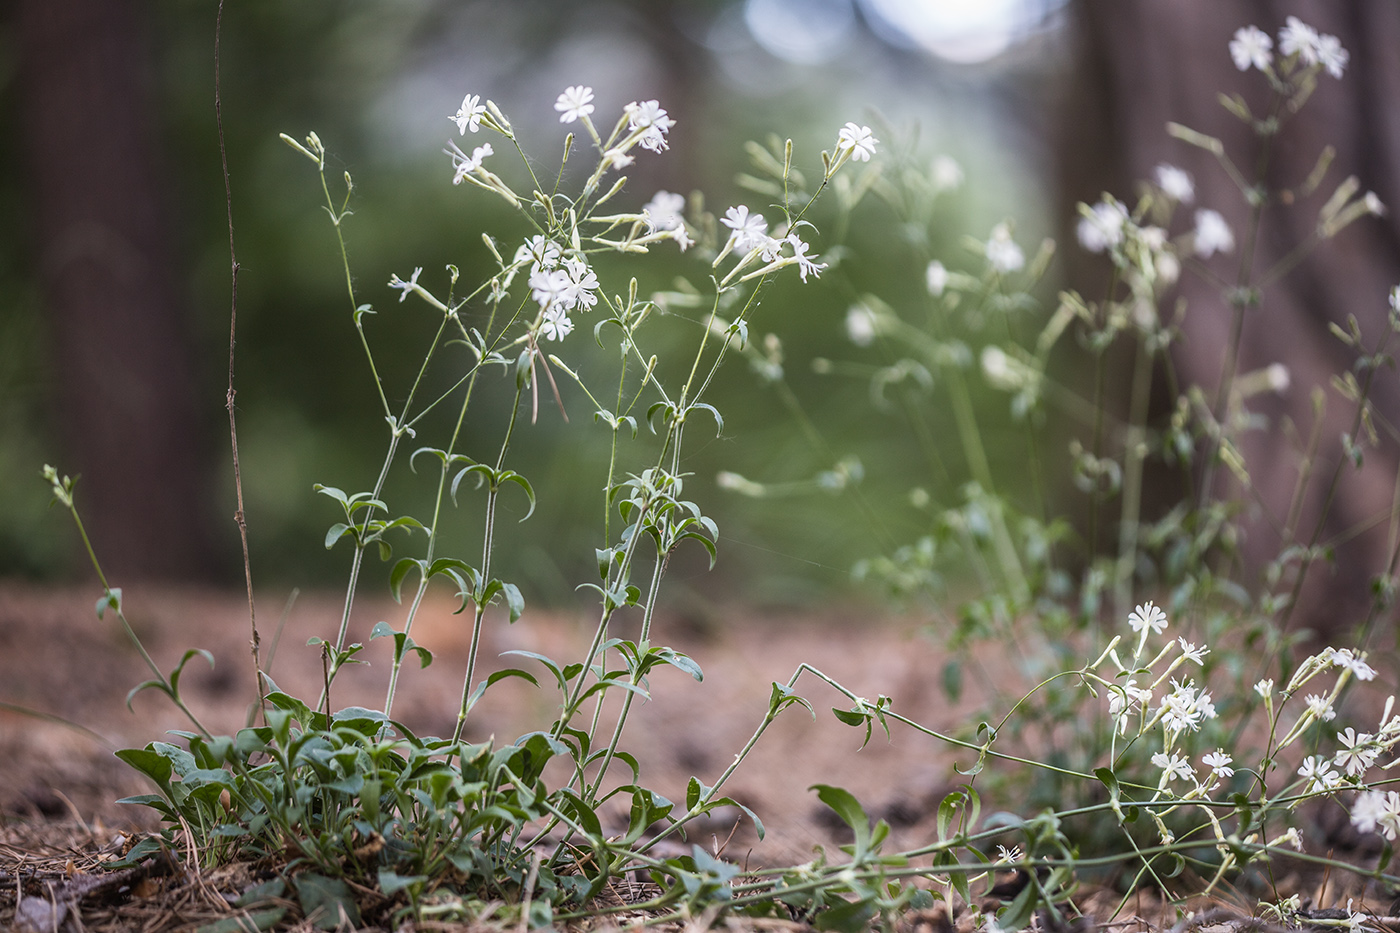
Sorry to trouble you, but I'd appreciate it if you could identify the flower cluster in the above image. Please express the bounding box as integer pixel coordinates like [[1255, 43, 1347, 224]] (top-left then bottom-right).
[[714, 204, 826, 283], [514, 235, 598, 342], [1074, 186, 1232, 286], [1230, 16, 1348, 78], [624, 99, 674, 153]]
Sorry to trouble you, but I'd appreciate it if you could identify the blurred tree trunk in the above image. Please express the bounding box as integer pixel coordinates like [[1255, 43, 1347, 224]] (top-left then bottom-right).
[[18, 0, 223, 581], [1058, 0, 1400, 634]]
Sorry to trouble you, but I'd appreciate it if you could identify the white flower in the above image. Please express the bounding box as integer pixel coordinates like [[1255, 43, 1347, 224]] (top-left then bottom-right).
[[759, 235, 785, 263], [539, 306, 574, 342], [1278, 16, 1320, 65], [1329, 648, 1378, 681], [1177, 637, 1208, 665], [446, 140, 493, 185], [643, 191, 686, 232], [1298, 755, 1342, 793], [846, 305, 878, 347], [451, 93, 486, 135], [1108, 679, 1153, 735], [389, 267, 422, 302], [1334, 728, 1379, 778], [1077, 198, 1129, 253], [1155, 164, 1195, 203], [1342, 899, 1371, 933], [1305, 693, 1337, 723], [517, 235, 561, 272], [722, 205, 769, 253], [625, 100, 673, 153], [561, 257, 598, 311], [836, 122, 878, 162], [1203, 750, 1234, 777], [1160, 679, 1215, 734], [554, 85, 595, 124], [788, 235, 827, 282], [985, 223, 1024, 273], [926, 260, 949, 296], [671, 225, 694, 252], [995, 844, 1022, 864], [1351, 789, 1400, 840], [1128, 601, 1168, 635], [1316, 34, 1349, 79], [1229, 25, 1273, 71], [1152, 751, 1195, 783], [981, 346, 1011, 385], [604, 147, 634, 170], [931, 156, 963, 192], [1254, 678, 1274, 698], [1365, 192, 1386, 216], [529, 266, 571, 311], [1193, 209, 1235, 258]]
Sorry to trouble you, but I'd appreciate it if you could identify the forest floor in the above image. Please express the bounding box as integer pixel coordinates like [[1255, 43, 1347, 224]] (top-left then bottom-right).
[[0, 581, 1377, 932]]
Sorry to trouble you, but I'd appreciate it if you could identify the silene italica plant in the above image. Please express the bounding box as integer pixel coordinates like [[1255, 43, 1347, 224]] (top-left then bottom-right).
[[37, 12, 1400, 933]]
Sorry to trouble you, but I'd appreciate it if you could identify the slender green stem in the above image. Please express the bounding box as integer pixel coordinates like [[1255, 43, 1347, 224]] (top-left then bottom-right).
[[1114, 330, 1155, 620]]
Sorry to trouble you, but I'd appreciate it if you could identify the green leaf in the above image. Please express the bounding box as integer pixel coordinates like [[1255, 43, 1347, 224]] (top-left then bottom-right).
[[831, 707, 867, 727], [168, 648, 215, 697], [942, 660, 963, 702], [294, 873, 362, 930], [996, 876, 1040, 931], [236, 878, 287, 908], [116, 746, 174, 796], [324, 522, 351, 549], [811, 784, 870, 859], [688, 402, 724, 435], [814, 897, 877, 933], [104, 835, 167, 869], [465, 668, 540, 711], [502, 582, 524, 622], [377, 870, 427, 896], [498, 472, 536, 521], [125, 678, 171, 711], [657, 648, 703, 682]]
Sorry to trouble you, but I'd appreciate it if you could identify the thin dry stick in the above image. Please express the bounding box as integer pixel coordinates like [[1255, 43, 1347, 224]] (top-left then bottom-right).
[[215, 0, 266, 718]]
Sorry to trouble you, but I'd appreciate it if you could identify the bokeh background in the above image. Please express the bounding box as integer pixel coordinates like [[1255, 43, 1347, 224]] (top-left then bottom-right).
[[3, 0, 1399, 624]]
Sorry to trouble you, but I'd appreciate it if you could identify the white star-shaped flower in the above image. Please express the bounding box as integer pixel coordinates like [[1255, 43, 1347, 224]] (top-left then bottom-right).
[[539, 307, 574, 342], [1193, 209, 1235, 258], [643, 191, 685, 232], [837, 122, 878, 162], [1203, 750, 1234, 777], [1127, 601, 1168, 635], [1316, 33, 1348, 79], [1278, 16, 1320, 65], [1155, 164, 1195, 203], [787, 235, 826, 282], [451, 93, 486, 135], [1229, 25, 1273, 71], [722, 205, 769, 253], [554, 85, 595, 124]]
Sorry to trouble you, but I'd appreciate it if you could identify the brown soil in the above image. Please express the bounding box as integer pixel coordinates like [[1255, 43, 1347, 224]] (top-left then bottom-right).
[[0, 582, 978, 855], [0, 582, 1380, 932], [0, 581, 1011, 930]]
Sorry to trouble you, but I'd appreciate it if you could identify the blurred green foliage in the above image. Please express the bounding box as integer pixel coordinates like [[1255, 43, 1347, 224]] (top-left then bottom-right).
[[0, 1, 1054, 605]]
